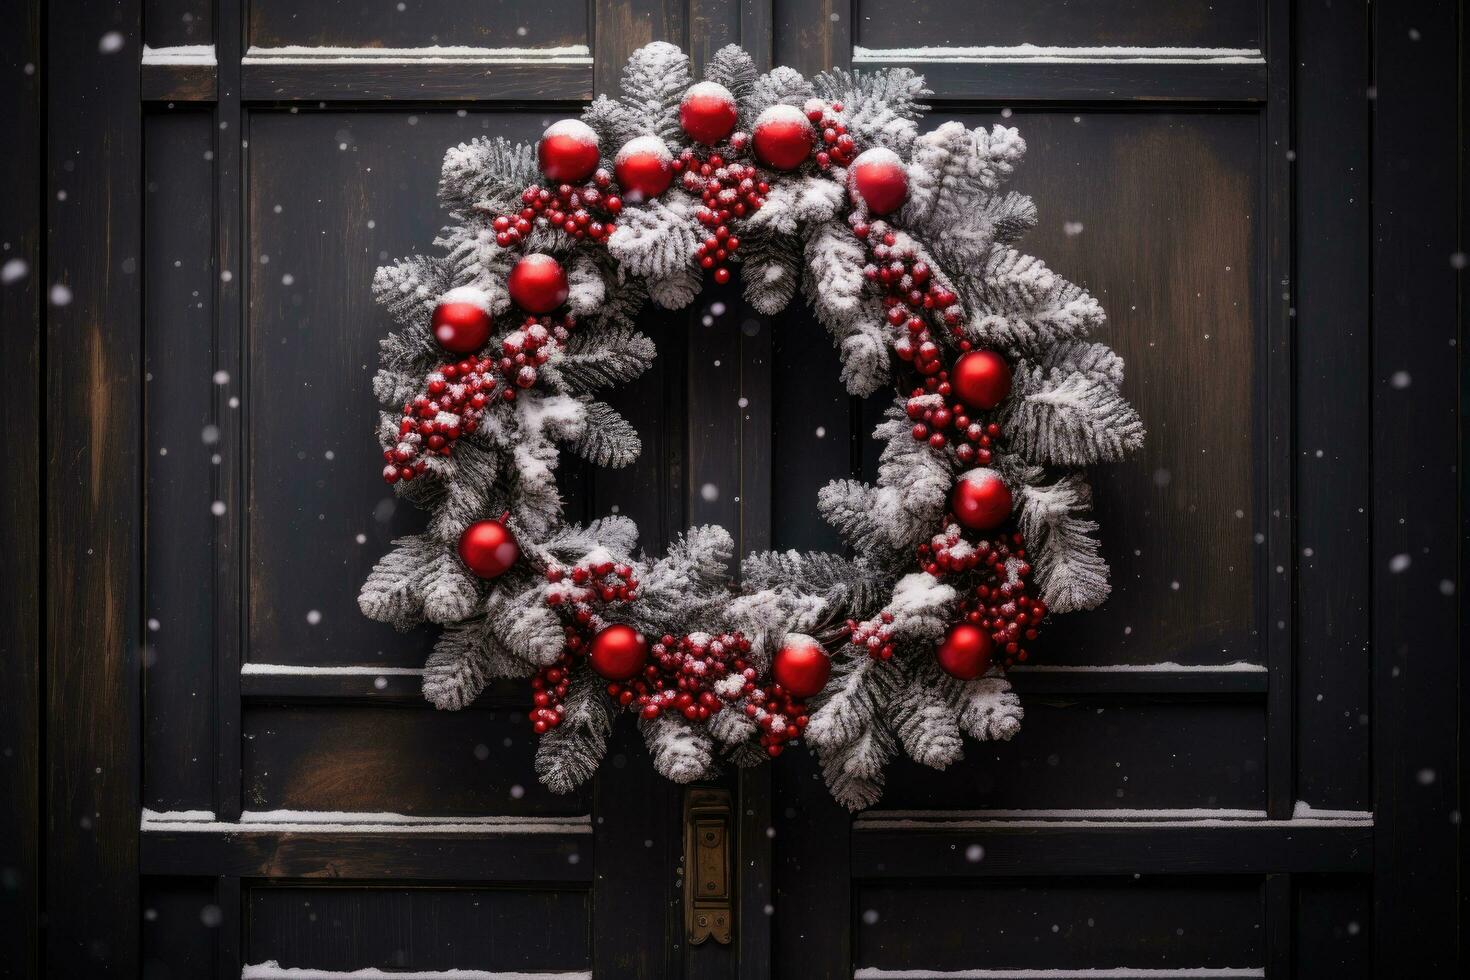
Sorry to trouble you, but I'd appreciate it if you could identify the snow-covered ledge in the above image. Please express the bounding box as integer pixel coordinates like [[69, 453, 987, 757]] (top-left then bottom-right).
[[142, 808, 593, 835], [244, 964, 592, 980], [853, 44, 1265, 65], [142, 44, 217, 66], [241, 45, 593, 66]]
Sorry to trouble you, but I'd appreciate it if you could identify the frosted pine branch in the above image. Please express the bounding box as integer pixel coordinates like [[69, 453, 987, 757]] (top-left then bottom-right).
[[535, 677, 615, 793]]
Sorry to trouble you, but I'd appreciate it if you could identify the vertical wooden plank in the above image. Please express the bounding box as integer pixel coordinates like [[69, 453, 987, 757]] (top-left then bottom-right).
[[1263, 874, 1292, 980], [689, 0, 740, 73], [773, 0, 852, 74], [1293, 0, 1372, 811], [591, 9, 686, 977], [214, 876, 241, 980], [46, 0, 143, 972], [1370, 0, 1461, 971], [1261, 0, 1295, 821], [213, 0, 245, 823], [0, 0, 41, 975], [595, 0, 688, 94]]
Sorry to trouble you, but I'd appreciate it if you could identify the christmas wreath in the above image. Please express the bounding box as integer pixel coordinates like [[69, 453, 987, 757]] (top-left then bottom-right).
[[359, 42, 1144, 809]]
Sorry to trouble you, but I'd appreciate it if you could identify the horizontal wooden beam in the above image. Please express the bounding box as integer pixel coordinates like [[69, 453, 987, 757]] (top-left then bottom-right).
[[240, 61, 593, 102], [854, 59, 1267, 104], [852, 820, 1371, 877], [141, 828, 593, 881], [239, 664, 1266, 702], [142, 63, 216, 102]]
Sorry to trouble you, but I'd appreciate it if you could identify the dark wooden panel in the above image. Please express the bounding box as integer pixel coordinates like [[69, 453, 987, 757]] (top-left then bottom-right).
[[854, 877, 1261, 971], [1369, 0, 1461, 971], [144, 110, 219, 815], [141, 877, 221, 978], [773, 0, 850, 75], [242, 704, 590, 815], [245, 884, 591, 972], [1292, 0, 1371, 813], [0, 0, 40, 973], [852, 822, 1372, 877], [881, 699, 1266, 810], [46, 0, 144, 972], [954, 109, 1260, 669], [249, 0, 589, 48], [854, 0, 1262, 49], [1295, 876, 1370, 979], [245, 109, 543, 668], [144, 0, 212, 47], [142, 829, 592, 881]]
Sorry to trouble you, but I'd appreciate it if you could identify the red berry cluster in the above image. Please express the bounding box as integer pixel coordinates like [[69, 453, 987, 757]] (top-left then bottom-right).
[[498, 312, 576, 393], [609, 631, 752, 722], [853, 219, 963, 376], [529, 652, 574, 733], [383, 357, 500, 483], [485, 174, 623, 247], [745, 682, 810, 757], [802, 98, 856, 170], [545, 558, 639, 618], [931, 531, 1046, 667], [529, 559, 640, 731], [905, 383, 1004, 464], [842, 610, 897, 661], [382, 313, 577, 484], [675, 147, 768, 285]]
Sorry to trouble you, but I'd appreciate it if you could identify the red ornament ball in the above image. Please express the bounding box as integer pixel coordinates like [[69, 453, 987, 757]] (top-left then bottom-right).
[[537, 119, 601, 183], [614, 135, 674, 201], [847, 147, 908, 215], [952, 468, 1013, 531], [680, 81, 738, 145], [457, 519, 519, 579], [952, 350, 1013, 411], [752, 104, 815, 170], [772, 634, 832, 699], [507, 253, 569, 313], [431, 286, 493, 354], [589, 624, 649, 681], [935, 623, 994, 680]]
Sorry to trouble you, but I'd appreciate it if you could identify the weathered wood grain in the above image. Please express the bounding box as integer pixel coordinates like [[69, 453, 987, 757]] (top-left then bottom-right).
[[0, 0, 41, 975]]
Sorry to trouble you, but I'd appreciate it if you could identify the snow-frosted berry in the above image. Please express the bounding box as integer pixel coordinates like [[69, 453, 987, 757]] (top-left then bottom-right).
[[507, 253, 569, 313], [431, 286, 493, 354], [847, 147, 908, 215], [537, 119, 601, 183], [614, 135, 674, 201], [951, 468, 1013, 531], [680, 81, 738, 145], [752, 104, 815, 170]]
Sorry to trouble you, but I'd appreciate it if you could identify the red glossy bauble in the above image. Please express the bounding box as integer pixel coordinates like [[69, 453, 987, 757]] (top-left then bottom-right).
[[537, 119, 601, 183], [752, 104, 815, 170], [951, 468, 1013, 531], [431, 286, 493, 353], [589, 624, 649, 681], [614, 135, 674, 201], [507, 253, 569, 313], [935, 623, 994, 680], [457, 519, 519, 579], [680, 81, 738, 145], [847, 147, 908, 215], [772, 634, 832, 699], [952, 350, 1013, 411]]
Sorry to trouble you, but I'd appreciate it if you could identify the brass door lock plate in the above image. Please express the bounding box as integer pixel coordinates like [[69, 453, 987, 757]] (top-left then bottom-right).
[[684, 787, 733, 945]]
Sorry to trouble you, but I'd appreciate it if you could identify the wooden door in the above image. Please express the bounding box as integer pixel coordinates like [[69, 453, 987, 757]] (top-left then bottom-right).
[[17, 0, 1463, 978]]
